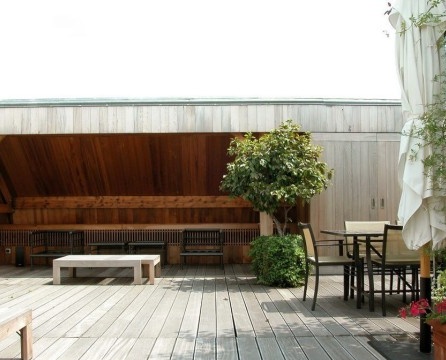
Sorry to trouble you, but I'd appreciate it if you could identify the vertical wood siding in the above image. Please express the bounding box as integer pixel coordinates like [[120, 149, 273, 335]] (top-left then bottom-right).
[[0, 99, 403, 257], [0, 101, 403, 135]]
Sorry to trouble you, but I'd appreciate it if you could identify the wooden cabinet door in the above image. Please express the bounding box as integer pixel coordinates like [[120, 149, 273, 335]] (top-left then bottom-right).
[[376, 133, 401, 222], [309, 133, 401, 253]]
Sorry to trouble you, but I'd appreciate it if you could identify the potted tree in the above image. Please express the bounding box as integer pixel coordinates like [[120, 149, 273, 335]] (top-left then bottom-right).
[[220, 119, 333, 287]]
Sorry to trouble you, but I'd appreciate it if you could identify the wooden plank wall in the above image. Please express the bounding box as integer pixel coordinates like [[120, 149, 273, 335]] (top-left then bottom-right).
[[0, 100, 403, 134], [0, 99, 403, 260]]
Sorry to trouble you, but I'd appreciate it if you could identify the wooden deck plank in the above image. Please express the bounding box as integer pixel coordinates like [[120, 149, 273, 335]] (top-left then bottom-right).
[[120, 278, 170, 338], [251, 285, 293, 337], [124, 338, 157, 360], [276, 336, 308, 360], [52, 337, 97, 360], [236, 337, 262, 360], [159, 277, 192, 338], [102, 338, 137, 360], [198, 279, 217, 337], [265, 287, 313, 338], [277, 288, 332, 337], [316, 336, 357, 360], [65, 287, 127, 337], [227, 284, 255, 338], [31, 337, 58, 360], [354, 336, 388, 360], [47, 286, 123, 337], [102, 286, 158, 338], [216, 337, 238, 360], [139, 277, 181, 338], [216, 278, 236, 338], [178, 278, 204, 338], [80, 286, 141, 337], [35, 337, 78, 360], [0, 265, 424, 360], [296, 337, 331, 360], [78, 338, 119, 360], [148, 338, 176, 360], [194, 337, 216, 360], [171, 337, 196, 359], [335, 335, 384, 360], [256, 337, 285, 359], [239, 284, 274, 337], [34, 286, 107, 339]]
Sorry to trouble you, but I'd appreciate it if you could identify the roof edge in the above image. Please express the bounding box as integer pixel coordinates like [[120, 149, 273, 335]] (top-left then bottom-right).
[[0, 97, 402, 108]]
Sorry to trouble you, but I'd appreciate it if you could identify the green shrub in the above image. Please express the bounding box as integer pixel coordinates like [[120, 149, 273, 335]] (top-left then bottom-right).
[[249, 234, 306, 287]]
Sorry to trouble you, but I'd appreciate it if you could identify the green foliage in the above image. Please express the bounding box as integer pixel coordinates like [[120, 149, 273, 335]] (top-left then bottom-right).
[[403, 1, 446, 217], [220, 119, 333, 235], [249, 235, 306, 288], [408, 77, 446, 201]]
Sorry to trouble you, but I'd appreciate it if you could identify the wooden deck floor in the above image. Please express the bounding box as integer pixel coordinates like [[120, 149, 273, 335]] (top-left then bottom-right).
[[0, 264, 421, 360]]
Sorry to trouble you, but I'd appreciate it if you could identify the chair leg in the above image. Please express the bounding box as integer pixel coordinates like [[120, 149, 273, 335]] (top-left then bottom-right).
[[402, 267, 407, 303], [381, 269, 386, 316], [303, 261, 309, 302], [356, 258, 364, 309], [389, 269, 394, 295], [343, 265, 349, 301], [350, 265, 355, 299], [312, 266, 320, 311]]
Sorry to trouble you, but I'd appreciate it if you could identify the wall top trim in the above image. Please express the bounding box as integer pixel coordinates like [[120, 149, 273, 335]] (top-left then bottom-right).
[[0, 97, 401, 108]]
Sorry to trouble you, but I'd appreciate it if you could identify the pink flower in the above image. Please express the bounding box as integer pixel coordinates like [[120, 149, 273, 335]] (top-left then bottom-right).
[[399, 298, 446, 323], [399, 307, 408, 318], [409, 300, 427, 316], [435, 299, 446, 313], [399, 299, 430, 319]]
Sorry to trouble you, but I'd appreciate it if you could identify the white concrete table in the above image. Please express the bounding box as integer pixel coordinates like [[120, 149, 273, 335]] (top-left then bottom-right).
[[53, 254, 161, 285]]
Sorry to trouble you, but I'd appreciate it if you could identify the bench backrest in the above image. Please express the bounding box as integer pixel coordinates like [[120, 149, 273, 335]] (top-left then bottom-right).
[[181, 229, 223, 251]]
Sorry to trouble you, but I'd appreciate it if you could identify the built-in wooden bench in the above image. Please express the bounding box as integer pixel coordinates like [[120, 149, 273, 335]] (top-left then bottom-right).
[[128, 241, 167, 266], [52, 254, 161, 285], [89, 242, 127, 254], [30, 230, 84, 270], [0, 308, 32, 360], [0, 223, 259, 266], [180, 229, 224, 268]]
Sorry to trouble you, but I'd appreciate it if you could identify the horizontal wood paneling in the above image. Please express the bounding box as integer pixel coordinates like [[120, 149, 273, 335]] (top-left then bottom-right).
[[11, 207, 259, 225], [0, 100, 399, 237], [14, 196, 252, 209], [0, 134, 236, 197], [0, 101, 403, 134]]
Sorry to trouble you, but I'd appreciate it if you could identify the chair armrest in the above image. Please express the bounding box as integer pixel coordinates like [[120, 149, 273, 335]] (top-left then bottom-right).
[[314, 239, 345, 256]]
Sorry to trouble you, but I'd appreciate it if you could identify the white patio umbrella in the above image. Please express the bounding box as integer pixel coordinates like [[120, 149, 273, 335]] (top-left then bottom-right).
[[390, 0, 446, 353], [390, 0, 446, 251]]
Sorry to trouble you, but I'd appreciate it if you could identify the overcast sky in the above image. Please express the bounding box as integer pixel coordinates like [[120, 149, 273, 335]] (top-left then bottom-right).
[[0, 0, 400, 100]]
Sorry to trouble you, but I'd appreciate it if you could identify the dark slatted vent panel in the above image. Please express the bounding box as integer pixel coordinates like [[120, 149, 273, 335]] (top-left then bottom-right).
[[0, 228, 260, 247], [223, 228, 260, 246], [1, 230, 31, 246], [84, 229, 183, 246]]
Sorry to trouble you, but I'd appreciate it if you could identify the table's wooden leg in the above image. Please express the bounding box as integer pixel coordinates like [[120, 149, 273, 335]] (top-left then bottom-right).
[[142, 263, 149, 278], [149, 262, 155, 285], [134, 264, 142, 285], [20, 323, 33, 360], [155, 262, 161, 278], [53, 265, 61, 285]]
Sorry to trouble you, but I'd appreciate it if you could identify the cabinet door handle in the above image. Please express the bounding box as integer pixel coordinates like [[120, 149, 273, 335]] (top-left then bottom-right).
[[380, 198, 385, 209], [371, 198, 375, 209]]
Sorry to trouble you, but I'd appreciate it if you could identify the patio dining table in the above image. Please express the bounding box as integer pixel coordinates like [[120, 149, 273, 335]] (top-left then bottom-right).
[[320, 229, 384, 311]]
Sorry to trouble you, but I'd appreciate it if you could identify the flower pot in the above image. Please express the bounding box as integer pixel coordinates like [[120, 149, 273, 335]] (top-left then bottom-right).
[[427, 320, 446, 360]]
